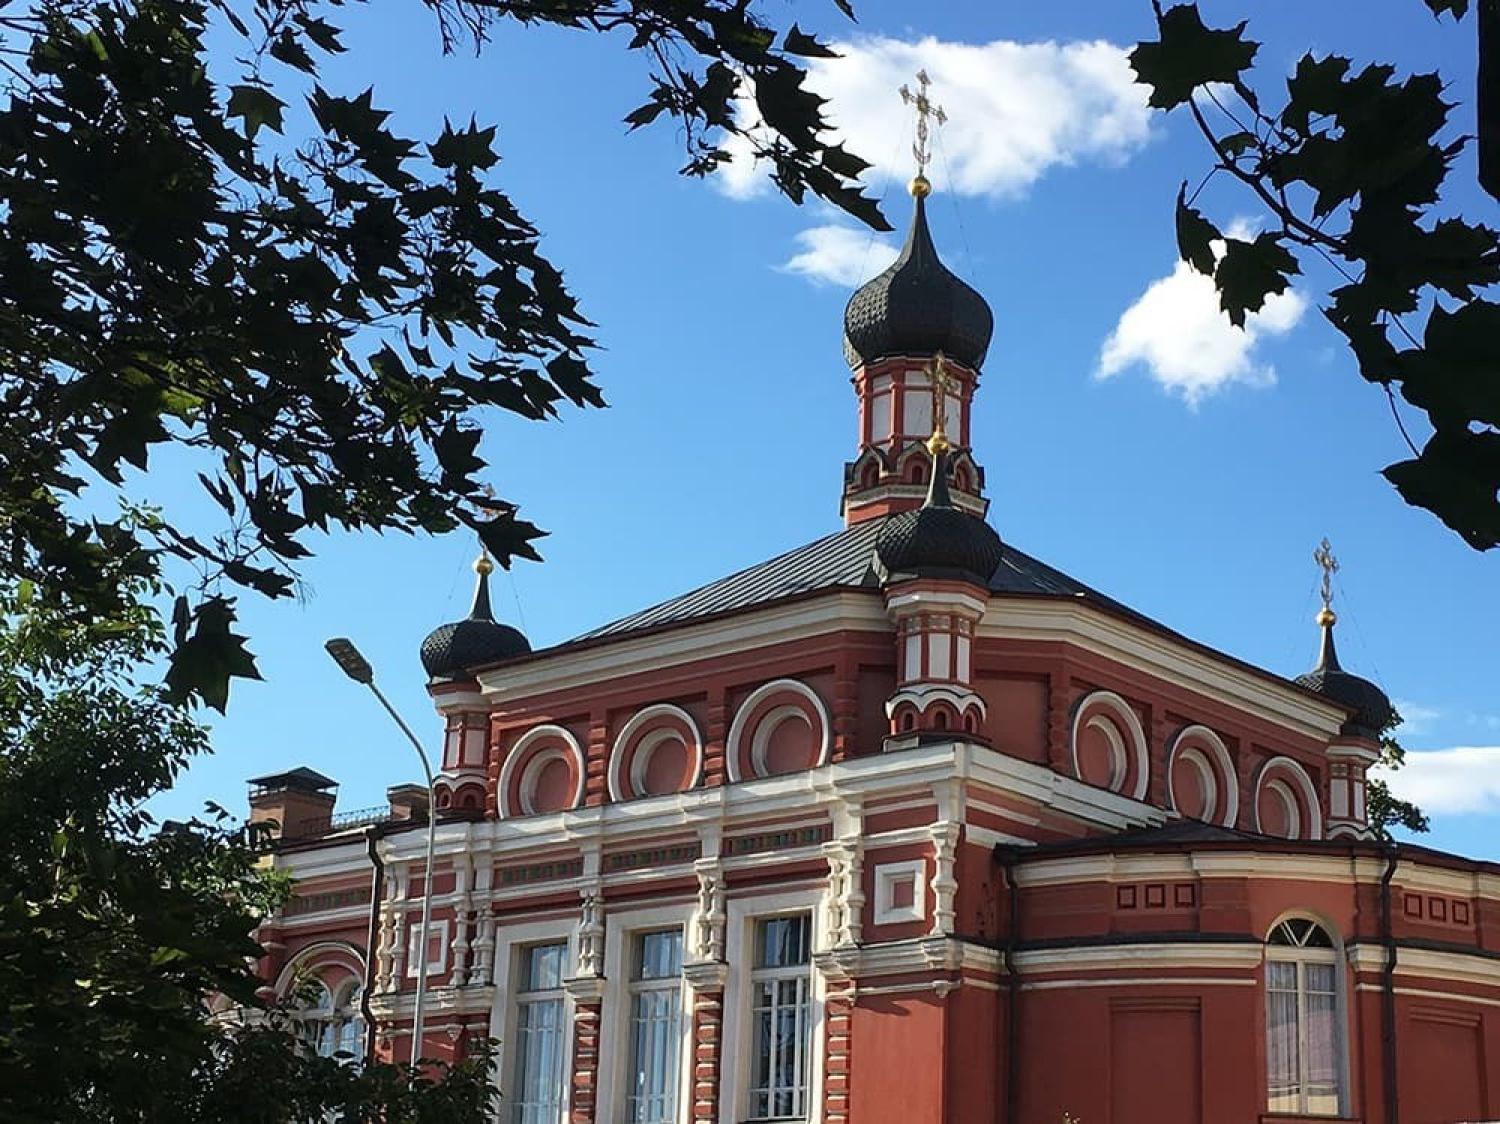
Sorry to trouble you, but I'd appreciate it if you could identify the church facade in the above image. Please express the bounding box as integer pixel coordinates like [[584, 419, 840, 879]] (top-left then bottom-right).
[[249, 168, 1500, 1124]]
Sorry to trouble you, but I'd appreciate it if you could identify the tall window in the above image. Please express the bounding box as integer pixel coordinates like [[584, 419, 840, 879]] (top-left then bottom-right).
[[626, 929, 685, 1124], [295, 977, 363, 1062], [1266, 918, 1344, 1116], [749, 914, 812, 1121], [512, 942, 569, 1124]]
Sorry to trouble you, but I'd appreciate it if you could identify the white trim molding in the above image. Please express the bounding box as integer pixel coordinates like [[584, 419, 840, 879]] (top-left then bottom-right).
[[725, 678, 832, 784], [1166, 724, 1239, 828], [1253, 755, 1324, 840], [607, 702, 705, 802], [872, 859, 927, 926], [1070, 689, 1150, 801], [499, 723, 586, 818]]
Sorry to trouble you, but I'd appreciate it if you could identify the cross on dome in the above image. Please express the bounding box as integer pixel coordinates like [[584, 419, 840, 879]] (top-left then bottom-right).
[[899, 69, 946, 197], [1313, 536, 1339, 625]]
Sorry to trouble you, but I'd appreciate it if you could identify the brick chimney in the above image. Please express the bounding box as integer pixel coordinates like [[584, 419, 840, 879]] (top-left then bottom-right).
[[247, 767, 338, 841], [386, 782, 431, 822]]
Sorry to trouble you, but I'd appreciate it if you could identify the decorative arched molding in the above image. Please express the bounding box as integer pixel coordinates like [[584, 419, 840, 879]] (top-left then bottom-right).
[[1166, 724, 1239, 828], [499, 723, 585, 818], [750, 704, 811, 776], [1069, 690, 1150, 800], [725, 678, 831, 783], [272, 939, 367, 997], [1254, 756, 1324, 840], [1264, 908, 1345, 950], [607, 702, 704, 802]]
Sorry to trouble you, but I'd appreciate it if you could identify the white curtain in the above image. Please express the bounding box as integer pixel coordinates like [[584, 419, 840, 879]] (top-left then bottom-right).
[[1266, 961, 1300, 1112]]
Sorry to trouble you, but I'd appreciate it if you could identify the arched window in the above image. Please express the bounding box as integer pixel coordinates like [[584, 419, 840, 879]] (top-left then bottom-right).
[[296, 977, 364, 1062], [1266, 919, 1344, 1116]]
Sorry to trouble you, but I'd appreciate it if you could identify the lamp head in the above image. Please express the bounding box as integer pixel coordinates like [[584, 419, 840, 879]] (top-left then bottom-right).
[[325, 637, 374, 685]]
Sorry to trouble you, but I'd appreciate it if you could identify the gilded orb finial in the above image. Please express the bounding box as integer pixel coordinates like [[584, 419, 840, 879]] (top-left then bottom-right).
[[474, 549, 495, 577], [909, 173, 932, 198]]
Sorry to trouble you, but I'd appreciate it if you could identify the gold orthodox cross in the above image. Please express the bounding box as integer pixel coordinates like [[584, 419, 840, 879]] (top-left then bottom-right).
[[925, 351, 956, 454], [899, 69, 946, 179], [1313, 536, 1339, 622]]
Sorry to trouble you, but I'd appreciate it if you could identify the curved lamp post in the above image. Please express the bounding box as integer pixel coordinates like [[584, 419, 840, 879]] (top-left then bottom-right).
[[324, 637, 436, 1069]]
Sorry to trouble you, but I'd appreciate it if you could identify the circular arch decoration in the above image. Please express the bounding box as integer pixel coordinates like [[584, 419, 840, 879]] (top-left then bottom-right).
[[499, 723, 586, 818], [608, 703, 704, 802], [725, 679, 831, 783], [1166, 724, 1239, 828], [272, 939, 367, 998], [1253, 756, 1324, 840], [1069, 690, 1150, 801]]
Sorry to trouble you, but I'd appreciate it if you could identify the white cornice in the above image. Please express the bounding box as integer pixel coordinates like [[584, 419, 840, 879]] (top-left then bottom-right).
[[271, 740, 1170, 885], [977, 599, 1345, 740], [477, 592, 889, 700], [1347, 945, 1500, 989], [1013, 942, 1263, 973]]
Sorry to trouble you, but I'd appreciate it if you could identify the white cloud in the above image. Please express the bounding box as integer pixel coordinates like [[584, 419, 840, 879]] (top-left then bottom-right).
[[1096, 223, 1307, 406], [1393, 700, 1443, 738], [719, 35, 1153, 202], [1375, 747, 1500, 816], [777, 224, 900, 287]]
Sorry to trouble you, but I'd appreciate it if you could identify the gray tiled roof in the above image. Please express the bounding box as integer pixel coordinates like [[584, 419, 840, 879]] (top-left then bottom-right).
[[574, 520, 1160, 643]]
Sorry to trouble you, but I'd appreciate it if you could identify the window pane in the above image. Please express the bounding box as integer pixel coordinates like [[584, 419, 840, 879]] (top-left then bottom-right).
[[636, 929, 684, 981], [755, 915, 810, 970], [749, 930, 811, 1121], [522, 942, 567, 993], [513, 997, 566, 1124], [1266, 966, 1300, 1110], [627, 985, 683, 1123], [1305, 974, 1340, 1111]]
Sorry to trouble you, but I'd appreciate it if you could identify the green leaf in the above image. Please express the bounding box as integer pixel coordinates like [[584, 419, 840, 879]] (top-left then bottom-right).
[[1384, 428, 1500, 550], [1424, 0, 1470, 18], [1130, 5, 1259, 110], [1214, 232, 1300, 326], [783, 24, 838, 58], [227, 85, 286, 141], [1174, 185, 1220, 275], [164, 597, 261, 713]]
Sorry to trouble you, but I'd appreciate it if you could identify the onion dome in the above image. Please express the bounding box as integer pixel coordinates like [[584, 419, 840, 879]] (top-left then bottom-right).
[[842, 179, 994, 371], [875, 440, 1004, 585], [1294, 609, 1394, 740], [419, 553, 530, 680]]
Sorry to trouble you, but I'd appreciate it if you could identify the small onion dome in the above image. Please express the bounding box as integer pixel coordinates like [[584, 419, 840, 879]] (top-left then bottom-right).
[[1294, 609, 1394, 740], [419, 553, 531, 680], [842, 187, 994, 371], [875, 445, 1004, 585]]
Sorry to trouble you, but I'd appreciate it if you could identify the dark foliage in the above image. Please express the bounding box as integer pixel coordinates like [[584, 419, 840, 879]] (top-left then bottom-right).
[[1132, 1, 1500, 551]]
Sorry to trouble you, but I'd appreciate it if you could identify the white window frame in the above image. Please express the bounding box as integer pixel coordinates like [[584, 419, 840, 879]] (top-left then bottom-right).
[[720, 889, 825, 1124], [491, 919, 577, 1124], [598, 904, 693, 1124], [872, 860, 927, 926], [293, 975, 364, 1062], [405, 917, 451, 978], [1264, 918, 1349, 1118]]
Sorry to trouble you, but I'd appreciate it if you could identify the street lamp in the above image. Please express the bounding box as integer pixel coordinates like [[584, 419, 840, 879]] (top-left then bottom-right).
[[324, 637, 437, 1069]]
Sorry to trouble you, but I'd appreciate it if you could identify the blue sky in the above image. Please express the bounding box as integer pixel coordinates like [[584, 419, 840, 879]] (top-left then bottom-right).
[[150, 1, 1500, 856]]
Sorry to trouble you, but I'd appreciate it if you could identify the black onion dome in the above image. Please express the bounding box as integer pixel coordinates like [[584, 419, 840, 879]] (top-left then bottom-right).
[[875, 449, 1004, 585], [420, 560, 530, 679], [1294, 616, 1393, 739], [842, 192, 994, 371]]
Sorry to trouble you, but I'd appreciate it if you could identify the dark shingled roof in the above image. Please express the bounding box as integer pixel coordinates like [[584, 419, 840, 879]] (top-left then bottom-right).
[[575, 519, 1156, 643]]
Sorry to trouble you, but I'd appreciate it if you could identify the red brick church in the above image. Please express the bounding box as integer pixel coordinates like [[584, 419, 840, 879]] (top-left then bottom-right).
[[248, 151, 1500, 1124]]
